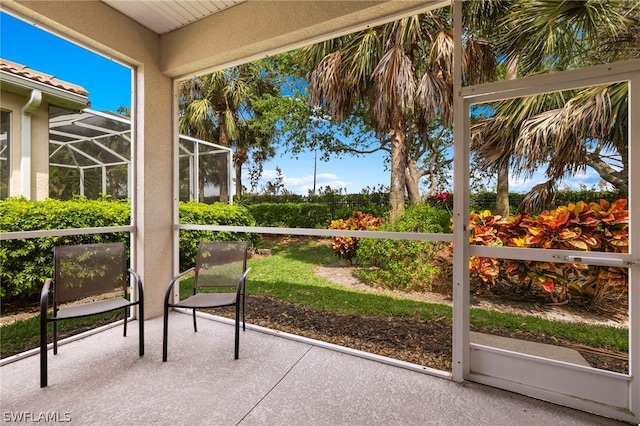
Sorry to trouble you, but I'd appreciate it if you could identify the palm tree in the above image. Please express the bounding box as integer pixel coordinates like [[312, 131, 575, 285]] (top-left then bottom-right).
[[179, 62, 279, 201], [299, 10, 495, 220], [512, 82, 629, 212], [470, 0, 635, 213]]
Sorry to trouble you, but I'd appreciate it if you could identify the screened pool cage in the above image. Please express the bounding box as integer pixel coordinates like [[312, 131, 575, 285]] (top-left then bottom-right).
[[48, 109, 232, 202]]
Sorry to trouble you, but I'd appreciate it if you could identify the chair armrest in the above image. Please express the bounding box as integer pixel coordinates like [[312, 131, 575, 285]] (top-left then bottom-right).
[[164, 267, 196, 306], [128, 268, 144, 304], [236, 267, 251, 298], [40, 278, 52, 319]]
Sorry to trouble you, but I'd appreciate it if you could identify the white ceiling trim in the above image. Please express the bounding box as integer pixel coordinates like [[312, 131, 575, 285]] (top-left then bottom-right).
[[101, 0, 245, 35]]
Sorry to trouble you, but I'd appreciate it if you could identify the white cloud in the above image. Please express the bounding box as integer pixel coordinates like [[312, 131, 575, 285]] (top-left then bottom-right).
[[509, 167, 610, 193], [259, 169, 352, 194]]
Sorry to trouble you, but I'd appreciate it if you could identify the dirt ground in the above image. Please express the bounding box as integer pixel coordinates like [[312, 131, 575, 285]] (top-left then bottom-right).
[[209, 260, 629, 374]]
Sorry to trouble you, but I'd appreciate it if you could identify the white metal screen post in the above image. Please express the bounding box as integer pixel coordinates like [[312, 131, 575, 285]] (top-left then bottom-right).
[[172, 79, 181, 305], [451, 0, 470, 383], [628, 68, 640, 422]]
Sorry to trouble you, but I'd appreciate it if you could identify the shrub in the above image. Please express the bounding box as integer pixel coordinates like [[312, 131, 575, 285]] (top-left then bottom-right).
[[328, 211, 383, 263], [247, 203, 331, 228], [0, 197, 131, 301], [469, 199, 629, 305], [355, 203, 451, 291], [179, 201, 256, 270], [0, 198, 256, 302]]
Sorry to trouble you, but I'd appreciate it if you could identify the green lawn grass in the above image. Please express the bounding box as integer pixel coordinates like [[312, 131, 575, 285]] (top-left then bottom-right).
[[1, 311, 123, 359], [1, 237, 628, 359]]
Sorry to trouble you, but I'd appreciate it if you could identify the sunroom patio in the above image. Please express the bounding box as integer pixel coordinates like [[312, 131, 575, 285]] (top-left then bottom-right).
[[0, 312, 625, 425], [1, 0, 638, 424]]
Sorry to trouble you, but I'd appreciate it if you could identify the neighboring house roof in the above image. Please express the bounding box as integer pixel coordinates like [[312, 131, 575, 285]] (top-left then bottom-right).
[[0, 58, 88, 96], [0, 58, 89, 110]]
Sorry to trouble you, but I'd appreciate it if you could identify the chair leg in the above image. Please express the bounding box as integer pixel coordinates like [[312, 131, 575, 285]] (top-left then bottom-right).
[[123, 307, 128, 337], [40, 317, 48, 388], [138, 302, 144, 356], [162, 304, 169, 362], [53, 321, 58, 355], [234, 303, 240, 359], [192, 308, 197, 332], [242, 290, 246, 331]]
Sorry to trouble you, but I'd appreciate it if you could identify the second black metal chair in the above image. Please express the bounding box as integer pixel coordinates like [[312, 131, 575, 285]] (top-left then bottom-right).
[[163, 241, 251, 361]]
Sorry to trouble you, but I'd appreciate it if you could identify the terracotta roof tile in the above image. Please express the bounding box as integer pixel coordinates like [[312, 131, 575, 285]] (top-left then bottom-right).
[[0, 58, 89, 97]]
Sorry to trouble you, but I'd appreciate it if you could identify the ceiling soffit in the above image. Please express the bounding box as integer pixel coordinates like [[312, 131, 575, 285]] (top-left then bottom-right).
[[100, 0, 245, 35]]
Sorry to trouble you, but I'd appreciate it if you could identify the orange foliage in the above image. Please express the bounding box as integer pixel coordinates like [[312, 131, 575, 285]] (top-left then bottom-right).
[[329, 212, 384, 263], [469, 199, 629, 305]]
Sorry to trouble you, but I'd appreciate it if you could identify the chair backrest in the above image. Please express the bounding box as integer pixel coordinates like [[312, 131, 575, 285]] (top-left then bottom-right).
[[194, 241, 248, 289], [53, 243, 128, 304]]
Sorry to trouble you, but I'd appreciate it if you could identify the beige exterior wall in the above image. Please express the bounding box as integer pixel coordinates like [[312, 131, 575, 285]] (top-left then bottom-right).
[[0, 90, 50, 200], [4, 0, 443, 319], [161, 1, 447, 78], [2, 93, 23, 198]]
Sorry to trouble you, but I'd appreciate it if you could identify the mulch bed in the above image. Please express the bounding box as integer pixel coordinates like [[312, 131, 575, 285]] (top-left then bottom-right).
[[213, 294, 628, 374]]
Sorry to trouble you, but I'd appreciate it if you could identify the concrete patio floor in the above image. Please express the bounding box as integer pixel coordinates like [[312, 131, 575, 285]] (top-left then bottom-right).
[[0, 312, 629, 425]]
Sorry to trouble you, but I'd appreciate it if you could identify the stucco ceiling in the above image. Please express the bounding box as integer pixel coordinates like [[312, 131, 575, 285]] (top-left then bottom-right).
[[100, 0, 245, 35]]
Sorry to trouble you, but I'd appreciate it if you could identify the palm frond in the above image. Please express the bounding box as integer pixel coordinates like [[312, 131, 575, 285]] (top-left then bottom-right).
[[464, 38, 496, 85], [470, 117, 514, 170], [517, 179, 557, 214], [462, 0, 510, 34], [308, 51, 356, 123], [396, 15, 423, 49], [371, 46, 415, 131], [430, 30, 455, 79], [415, 70, 452, 129], [297, 38, 342, 70], [514, 108, 574, 178], [563, 83, 627, 150], [342, 29, 382, 89], [183, 98, 213, 140], [223, 108, 239, 140], [498, 0, 631, 74], [514, 82, 628, 181]]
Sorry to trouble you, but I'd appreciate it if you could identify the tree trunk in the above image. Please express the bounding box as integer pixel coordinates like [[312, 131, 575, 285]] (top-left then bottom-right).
[[494, 57, 518, 217], [199, 172, 205, 202], [217, 112, 230, 203], [586, 153, 628, 197], [389, 126, 407, 222], [495, 162, 509, 217], [234, 148, 247, 198], [405, 159, 422, 204]]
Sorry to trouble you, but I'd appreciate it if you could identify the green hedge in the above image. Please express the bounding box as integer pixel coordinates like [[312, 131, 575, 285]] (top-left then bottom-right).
[[0, 197, 131, 301], [238, 192, 390, 221], [0, 198, 255, 302], [247, 202, 331, 228], [178, 201, 256, 270]]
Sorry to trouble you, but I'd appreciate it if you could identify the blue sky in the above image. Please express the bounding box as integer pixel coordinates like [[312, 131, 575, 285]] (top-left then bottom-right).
[[1, 13, 131, 112]]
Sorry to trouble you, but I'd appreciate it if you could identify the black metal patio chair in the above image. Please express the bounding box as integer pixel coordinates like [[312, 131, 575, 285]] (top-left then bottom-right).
[[40, 242, 144, 387], [163, 241, 250, 362]]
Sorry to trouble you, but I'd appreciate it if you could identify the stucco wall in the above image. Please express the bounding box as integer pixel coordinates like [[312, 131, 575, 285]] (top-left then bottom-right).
[[161, 1, 447, 79], [1, 90, 50, 200]]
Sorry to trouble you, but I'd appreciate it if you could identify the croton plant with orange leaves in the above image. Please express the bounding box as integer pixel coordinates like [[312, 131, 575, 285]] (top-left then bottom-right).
[[469, 199, 628, 305], [329, 211, 384, 263]]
